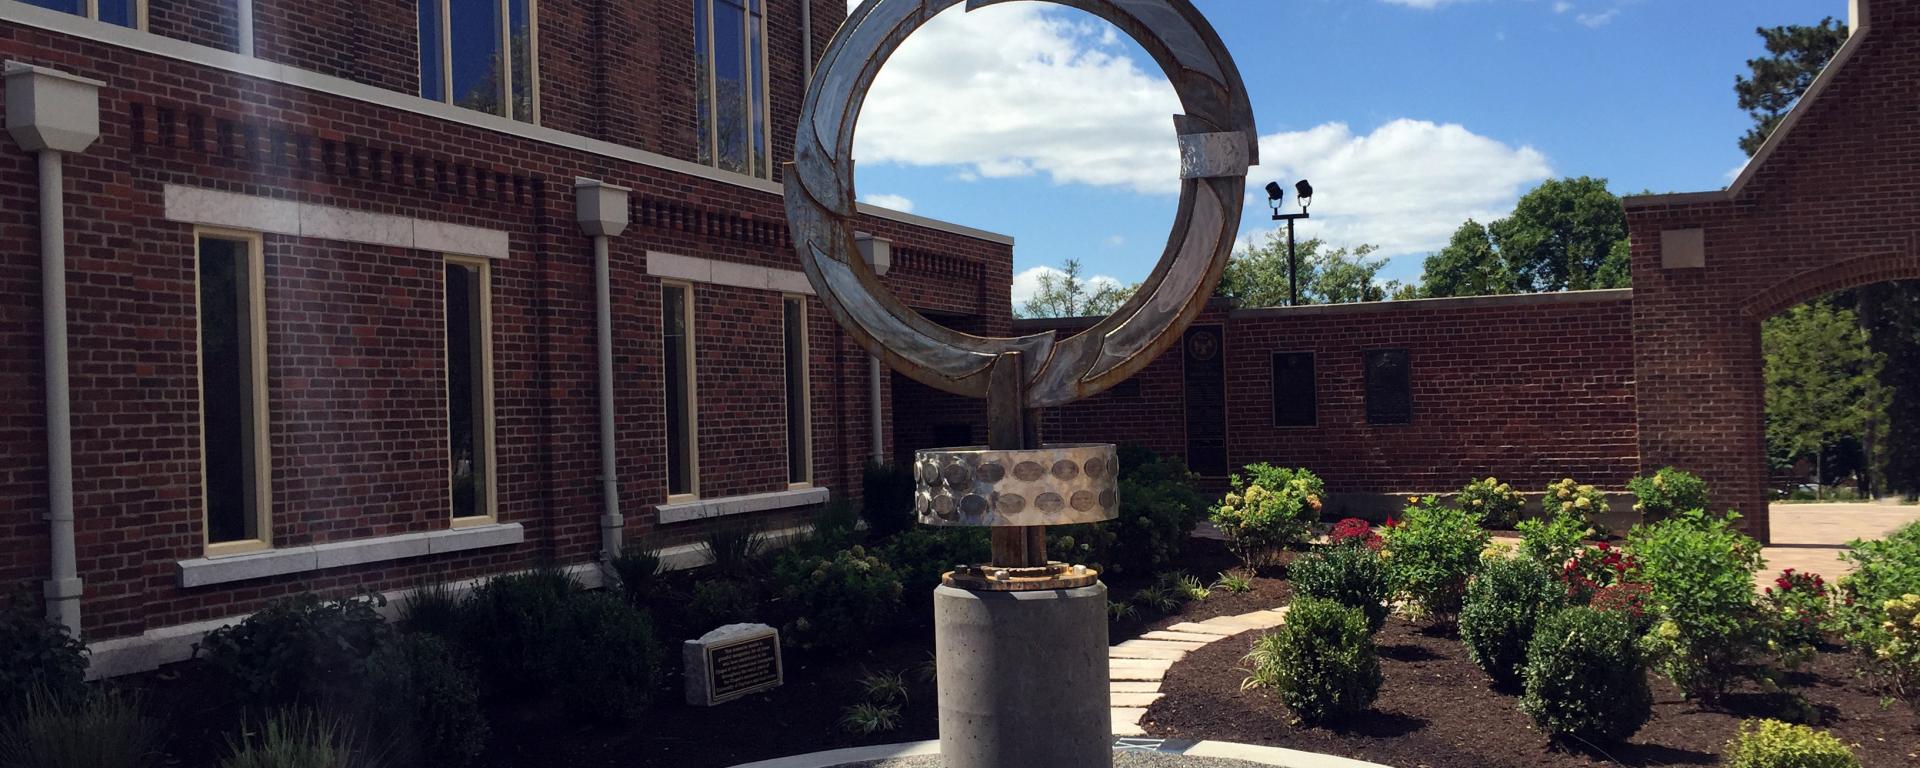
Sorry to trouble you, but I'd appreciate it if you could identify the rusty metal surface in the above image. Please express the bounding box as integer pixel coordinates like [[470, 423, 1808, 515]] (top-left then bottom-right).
[[914, 443, 1121, 526], [786, 0, 1256, 410]]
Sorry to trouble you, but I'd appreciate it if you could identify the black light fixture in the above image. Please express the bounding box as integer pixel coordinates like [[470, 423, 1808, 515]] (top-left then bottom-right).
[[1268, 179, 1317, 307], [1295, 179, 1313, 211]]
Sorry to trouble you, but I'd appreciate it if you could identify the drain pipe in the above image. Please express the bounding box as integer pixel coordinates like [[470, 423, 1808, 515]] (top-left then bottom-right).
[[7, 62, 103, 635], [802, 0, 814, 83], [238, 0, 255, 56], [575, 179, 631, 568], [855, 233, 891, 464]]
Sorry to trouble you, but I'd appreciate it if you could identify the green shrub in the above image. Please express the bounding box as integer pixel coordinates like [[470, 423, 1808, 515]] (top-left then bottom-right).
[[1836, 521, 1920, 647], [878, 526, 990, 597], [456, 569, 576, 693], [220, 710, 373, 768], [1241, 597, 1380, 724], [701, 526, 769, 576], [1519, 606, 1652, 744], [1290, 544, 1390, 633], [1628, 509, 1766, 701], [1514, 509, 1589, 571], [1868, 593, 1920, 708], [364, 634, 488, 768], [687, 579, 762, 629], [772, 546, 903, 650], [1460, 556, 1563, 686], [810, 500, 863, 551], [862, 460, 918, 539], [1105, 448, 1207, 575], [1210, 464, 1324, 566], [1627, 466, 1709, 523], [0, 688, 162, 768], [557, 592, 664, 721], [1760, 569, 1834, 665], [609, 544, 664, 606], [1380, 497, 1489, 621], [1541, 478, 1610, 533], [0, 600, 88, 718], [399, 581, 461, 638], [1457, 477, 1524, 529], [196, 592, 392, 709], [1722, 719, 1860, 768]]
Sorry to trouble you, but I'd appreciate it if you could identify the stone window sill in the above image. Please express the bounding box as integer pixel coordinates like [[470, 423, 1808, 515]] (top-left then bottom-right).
[[656, 487, 829, 525], [176, 523, 525, 588]]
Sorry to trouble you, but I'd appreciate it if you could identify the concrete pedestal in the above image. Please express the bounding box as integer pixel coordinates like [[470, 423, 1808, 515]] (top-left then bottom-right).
[[934, 583, 1111, 768]]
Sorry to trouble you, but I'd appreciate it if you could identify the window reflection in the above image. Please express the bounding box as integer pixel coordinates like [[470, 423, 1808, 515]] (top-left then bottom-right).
[[694, 0, 769, 178], [418, 0, 537, 123]]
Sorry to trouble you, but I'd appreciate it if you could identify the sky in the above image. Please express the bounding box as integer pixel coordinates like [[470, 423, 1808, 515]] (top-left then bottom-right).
[[843, 0, 1852, 307]]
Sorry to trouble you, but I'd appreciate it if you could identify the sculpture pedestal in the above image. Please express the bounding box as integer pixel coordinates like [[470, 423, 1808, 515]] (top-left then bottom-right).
[[934, 583, 1111, 768]]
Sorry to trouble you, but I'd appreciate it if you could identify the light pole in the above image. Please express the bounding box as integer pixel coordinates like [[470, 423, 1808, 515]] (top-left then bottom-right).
[[1266, 179, 1314, 306]]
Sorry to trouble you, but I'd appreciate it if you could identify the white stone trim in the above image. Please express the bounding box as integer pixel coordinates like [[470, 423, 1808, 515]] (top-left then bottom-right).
[[175, 522, 525, 588], [0, 0, 1014, 247], [656, 486, 829, 526], [163, 185, 510, 259], [648, 250, 814, 295]]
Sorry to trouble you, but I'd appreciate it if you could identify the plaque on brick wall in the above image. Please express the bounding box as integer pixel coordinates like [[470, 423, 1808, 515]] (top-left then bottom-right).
[[1364, 349, 1412, 425], [1271, 352, 1316, 427], [1184, 325, 1228, 475], [684, 623, 783, 706]]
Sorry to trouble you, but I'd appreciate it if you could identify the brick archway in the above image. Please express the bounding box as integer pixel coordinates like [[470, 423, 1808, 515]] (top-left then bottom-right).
[[1623, 0, 1920, 543]]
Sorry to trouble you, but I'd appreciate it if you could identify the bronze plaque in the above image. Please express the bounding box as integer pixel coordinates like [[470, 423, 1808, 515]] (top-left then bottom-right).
[[706, 632, 783, 703]]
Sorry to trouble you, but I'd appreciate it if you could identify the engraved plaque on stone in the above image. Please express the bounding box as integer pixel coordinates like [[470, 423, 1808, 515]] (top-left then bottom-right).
[[684, 623, 783, 706], [1364, 349, 1412, 425]]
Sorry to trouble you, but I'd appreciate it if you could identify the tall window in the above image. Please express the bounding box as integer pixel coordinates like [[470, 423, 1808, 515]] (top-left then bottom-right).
[[196, 231, 269, 553], [783, 296, 811, 486], [419, 0, 539, 123], [446, 257, 496, 523], [693, 0, 770, 178], [20, 0, 142, 28], [663, 283, 698, 499]]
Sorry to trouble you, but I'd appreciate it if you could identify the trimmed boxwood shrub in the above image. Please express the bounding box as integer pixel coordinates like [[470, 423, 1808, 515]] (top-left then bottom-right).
[[772, 546, 903, 651], [878, 527, 991, 597], [1242, 597, 1380, 724], [557, 592, 665, 721], [1460, 556, 1564, 686], [1381, 496, 1489, 621], [1519, 606, 1652, 744], [0, 600, 88, 718], [456, 568, 577, 693], [1290, 544, 1390, 633], [365, 633, 489, 767], [688, 579, 762, 629], [195, 592, 392, 709], [1723, 719, 1860, 768]]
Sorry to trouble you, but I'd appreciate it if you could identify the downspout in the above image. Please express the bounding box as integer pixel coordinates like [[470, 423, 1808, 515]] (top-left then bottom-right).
[[855, 233, 891, 465], [6, 63, 103, 635], [801, 0, 814, 83], [237, 0, 255, 56], [575, 179, 631, 568]]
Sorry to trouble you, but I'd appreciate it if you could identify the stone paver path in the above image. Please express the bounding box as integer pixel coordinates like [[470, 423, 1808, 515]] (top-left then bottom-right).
[[1761, 502, 1920, 585], [1108, 606, 1288, 736]]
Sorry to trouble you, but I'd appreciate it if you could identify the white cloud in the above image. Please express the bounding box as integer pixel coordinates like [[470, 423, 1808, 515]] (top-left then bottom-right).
[[860, 193, 915, 213], [1011, 265, 1126, 310], [1552, 1, 1573, 13], [1248, 120, 1552, 259], [1103, 235, 1126, 248], [1576, 9, 1618, 27], [1379, 0, 1474, 8], [856, 3, 1182, 195]]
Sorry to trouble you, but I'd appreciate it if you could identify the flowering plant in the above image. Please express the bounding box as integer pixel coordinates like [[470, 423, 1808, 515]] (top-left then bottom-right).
[[1590, 581, 1654, 632], [1760, 569, 1835, 660], [1210, 465, 1325, 567], [1627, 467, 1709, 523], [1543, 478, 1610, 532], [1873, 594, 1920, 708], [1329, 517, 1382, 550], [1457, 477, 1525, 529], [1562, 541, 1641, 604]]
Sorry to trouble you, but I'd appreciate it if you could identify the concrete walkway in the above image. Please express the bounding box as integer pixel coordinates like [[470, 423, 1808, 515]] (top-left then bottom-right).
[[1759, 502, 1920, 585], [1109, 606, 1289, 736]]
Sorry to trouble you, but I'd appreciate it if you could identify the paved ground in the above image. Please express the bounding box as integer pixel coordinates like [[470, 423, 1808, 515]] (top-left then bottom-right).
[[1759, 501, 1920, 584], [844, 756, 1272, 768]]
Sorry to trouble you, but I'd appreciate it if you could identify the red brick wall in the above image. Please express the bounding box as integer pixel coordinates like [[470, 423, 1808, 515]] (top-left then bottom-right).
[[1624, 0, 1920, 542], [147, 0, 240, 52], [0, 9, 1011, 641], [1025, 293, 1640, 496]]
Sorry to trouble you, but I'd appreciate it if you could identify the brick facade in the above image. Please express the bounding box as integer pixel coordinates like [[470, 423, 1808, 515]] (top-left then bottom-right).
[[1622, 0, 1920, 542], [0, 0, 1013, 645]]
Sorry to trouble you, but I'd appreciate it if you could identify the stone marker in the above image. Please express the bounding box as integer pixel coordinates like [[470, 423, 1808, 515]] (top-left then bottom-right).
[[684, 623, 782, 706]]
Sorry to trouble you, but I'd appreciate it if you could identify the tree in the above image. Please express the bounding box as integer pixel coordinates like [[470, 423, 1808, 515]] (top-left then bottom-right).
[[1420, 220, 1512, 298], [1307, 244, 1405, 304], [1215, 233, 1401, 307], [1017, 259, 1136, 318], [1489, 177, 1631, 293], [1763, 302, 1887, 495], [1734, 17, 1848, 157]]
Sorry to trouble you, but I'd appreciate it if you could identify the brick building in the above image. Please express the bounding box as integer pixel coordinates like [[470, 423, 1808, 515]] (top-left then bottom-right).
[[0, 0, 1013, 675]]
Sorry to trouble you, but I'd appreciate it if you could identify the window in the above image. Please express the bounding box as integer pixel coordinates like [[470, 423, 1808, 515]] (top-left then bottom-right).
[[1271, 352, 1316, 427], [196, 231, 269, 554], [1364, 349, 1412, 425], [693, 0, 770, 178], [419, 0, 539, 123], [446, 257, 496, 524], [663, 282, 698, 499], [20, 0, 143, 28], [783, 296, 811, 486]]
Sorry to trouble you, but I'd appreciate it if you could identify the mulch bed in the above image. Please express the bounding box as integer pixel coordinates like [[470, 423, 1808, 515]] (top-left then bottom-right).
[[1145, 616, 1920, 768]]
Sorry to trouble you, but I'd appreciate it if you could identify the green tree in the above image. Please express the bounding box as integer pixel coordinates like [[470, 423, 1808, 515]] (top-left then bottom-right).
[[1489, 177, 1631, 293], [1216, 232, 1402, 307], [1017, 259, 1136, 318], [1420, 219, 1512, 298], [1764, 302, 1888, 493], [1734, 17, 1848, 157], [1308, 244, 1405, 304]]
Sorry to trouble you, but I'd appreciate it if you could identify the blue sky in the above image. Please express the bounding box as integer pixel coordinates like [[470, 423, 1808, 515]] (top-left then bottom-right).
[[846, 0, 1850, 305]]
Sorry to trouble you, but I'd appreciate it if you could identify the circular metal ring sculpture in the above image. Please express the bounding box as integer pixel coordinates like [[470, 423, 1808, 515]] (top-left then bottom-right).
[[785, 0, 1258, 411]]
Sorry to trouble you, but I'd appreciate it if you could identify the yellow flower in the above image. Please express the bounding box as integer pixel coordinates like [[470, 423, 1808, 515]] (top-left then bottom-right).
[[1407, 495, 1420, 504], [1558, 488, 1571, 499], [1575, 497, 1591, 509]]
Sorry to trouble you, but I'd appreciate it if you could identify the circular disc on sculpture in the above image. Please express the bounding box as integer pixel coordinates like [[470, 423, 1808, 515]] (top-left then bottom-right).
[[914, 443, 1120, 526], [786, 0, 1257, 410]]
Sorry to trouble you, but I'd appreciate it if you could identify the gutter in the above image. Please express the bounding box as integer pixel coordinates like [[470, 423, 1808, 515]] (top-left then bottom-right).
[[6, 62, 103, 635], [576, 179, 633, 567]]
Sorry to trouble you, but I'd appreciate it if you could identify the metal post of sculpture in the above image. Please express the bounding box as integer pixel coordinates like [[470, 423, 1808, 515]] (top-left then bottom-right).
[[787, 1, 1254, 764]]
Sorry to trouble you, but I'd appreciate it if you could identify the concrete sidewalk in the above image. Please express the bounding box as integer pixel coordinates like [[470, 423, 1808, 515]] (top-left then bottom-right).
[[1759, 502, 1920, 584]]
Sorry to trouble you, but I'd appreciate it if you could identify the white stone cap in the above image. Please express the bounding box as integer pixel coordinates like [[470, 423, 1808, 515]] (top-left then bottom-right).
[[688, 622, 776, 645]]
